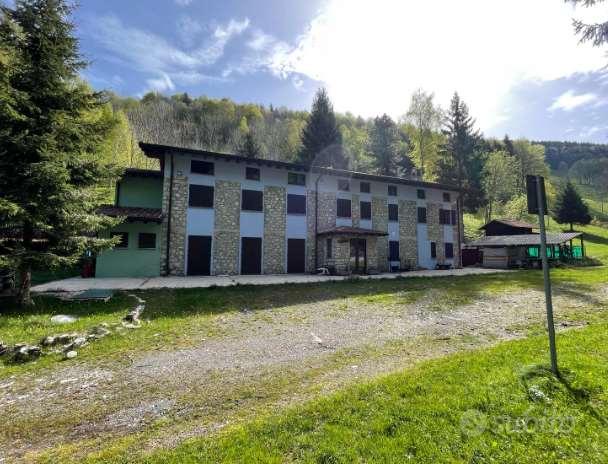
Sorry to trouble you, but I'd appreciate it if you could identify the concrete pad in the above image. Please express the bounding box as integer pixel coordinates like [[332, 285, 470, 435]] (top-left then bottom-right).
[[31, 268, 509, 293]]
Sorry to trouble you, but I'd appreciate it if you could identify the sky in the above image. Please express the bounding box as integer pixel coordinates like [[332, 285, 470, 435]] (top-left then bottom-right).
[[53, 0, 608, 142]]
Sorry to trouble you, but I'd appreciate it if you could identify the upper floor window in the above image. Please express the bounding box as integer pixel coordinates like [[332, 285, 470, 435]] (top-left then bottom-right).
[[189, 184, 214, 208], [287, 194, 306, 214], [288, 172, 306, 186], [388, 203, 399, 222], [443, 192, 451, 202], [360, 182, 371, 193], [338, 179, 350, 191], [337, 198, 352, 218], [451, 210, 457, 225], [246, 167, 260, 181], [242, 189, 263, 212], [388, 185, 398, 196], [417, 189, 426, 199], [360, 201, 372, 220], [439, 209, 452, 225], [138, 233, 156, 249], [114, 231, 129, 248], [417, 207, 427, 224], [191, 160, 214, 175]]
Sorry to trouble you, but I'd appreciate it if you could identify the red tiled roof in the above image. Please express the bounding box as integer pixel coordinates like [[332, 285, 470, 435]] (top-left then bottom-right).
[[97, 205, 164, 223], [317, 226, 388, 237]]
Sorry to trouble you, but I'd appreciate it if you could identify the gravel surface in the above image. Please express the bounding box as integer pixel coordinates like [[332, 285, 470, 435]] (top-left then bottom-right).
[[1, 284, 606, 462]]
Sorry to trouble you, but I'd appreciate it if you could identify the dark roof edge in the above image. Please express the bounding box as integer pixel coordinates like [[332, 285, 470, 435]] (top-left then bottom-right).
[[123, 168, 162, 178], [138, 142, 459, 192]]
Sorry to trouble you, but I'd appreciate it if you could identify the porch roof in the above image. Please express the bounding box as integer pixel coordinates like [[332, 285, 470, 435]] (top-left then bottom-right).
[[468, 232, 582, 247], [97, 205, 164, 223], [317, 226, 388, 237]]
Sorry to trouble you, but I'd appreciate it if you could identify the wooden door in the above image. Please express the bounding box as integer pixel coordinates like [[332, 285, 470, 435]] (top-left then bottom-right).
[[241, 237, 262, 274], [187, 235, 212, 276]]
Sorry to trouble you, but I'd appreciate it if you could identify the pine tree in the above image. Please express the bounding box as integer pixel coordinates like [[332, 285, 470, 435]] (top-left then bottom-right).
[[553, 182, 591, 231], [299, 88, 346, 168], [438, 92, 483, 211], [369, 114, 400, 176], [0, 0, 121, 306], [238, 132, 260, 158]]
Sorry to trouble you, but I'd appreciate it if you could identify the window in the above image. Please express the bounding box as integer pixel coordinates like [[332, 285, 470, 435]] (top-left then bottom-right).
[[417, 207, 427, 224], [389, 241, 400, 261], [114, 232, 128, 248], [326, 238, 332, 259], [338, 179, 350, 191], [439, 209, 452, 225], [191, 160, 214, 175], [360, 201, 372, 220], [445, 242, 454, 259], [288, 172, 306, 186], [189, 184, 214, 208], [430, 242, 437, 259], [242, 189, 263, 211], [287, 194, 306, 214], [138, 233, 156, 249], [337, 198, 351, 218], [388, 185, 398, 196], [360, 182, 371, 193], [417, 189, 426, 199], [443, 192, 451, 202], [246, 167, 260, 181], [388, 203, 399, 222], [451, 210, 457, 225]]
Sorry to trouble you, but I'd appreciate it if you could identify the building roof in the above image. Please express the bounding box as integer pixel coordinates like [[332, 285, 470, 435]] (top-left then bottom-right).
[[317, 226, 389, 237], [479, 219, 536, 230], [123, 168, 162, 178], [97, 205, 164, 223], [138, 142, 459, 192], [469, 232, 582, 247]]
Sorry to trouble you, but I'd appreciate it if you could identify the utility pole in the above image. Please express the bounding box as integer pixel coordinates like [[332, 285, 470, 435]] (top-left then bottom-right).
[[527, 175, 558, 375]]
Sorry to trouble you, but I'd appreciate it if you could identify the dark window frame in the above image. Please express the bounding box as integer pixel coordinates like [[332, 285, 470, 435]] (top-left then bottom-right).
[[443, 192, 451, 202], [439, 209, 452, 225], [389, 240, 400, 261], [360, 181, 371, 193], [287, 193, 306, 215], [360, 201, 372, 220], [288, 172, 306, 186], [337, 198, 352, 218], [417, 189, 426, 199], [246, 166, 260, 181], [388, 185, 398, 196], [242, 189, 264, 212], [114, 231, 129, 249], [445, 242, 454, 259], [388, 203, 399, 222], [138, 232, 156, 249], [189, 184, 214, 208], [191, 160, 214, 175], [326, 238, 332, 259], [417, 207, 427, 224], [338, 179, 350, 191]]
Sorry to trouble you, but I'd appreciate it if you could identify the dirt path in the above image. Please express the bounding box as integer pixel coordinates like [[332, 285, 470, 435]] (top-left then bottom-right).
[[1, 284, 606, 462]]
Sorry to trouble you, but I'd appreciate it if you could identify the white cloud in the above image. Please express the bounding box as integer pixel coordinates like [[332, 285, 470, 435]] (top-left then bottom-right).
[[147, 73, 175, 93], [174, 0, 193, 6], [549, 90, 597, 111], [242, 0, 608, 130]]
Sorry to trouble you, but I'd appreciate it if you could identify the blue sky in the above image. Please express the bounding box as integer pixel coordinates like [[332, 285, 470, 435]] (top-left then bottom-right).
[[63, 1, 608, 142]]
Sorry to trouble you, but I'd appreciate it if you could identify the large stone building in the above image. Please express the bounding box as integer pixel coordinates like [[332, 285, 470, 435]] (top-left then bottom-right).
[[95, 142, 462, 277]]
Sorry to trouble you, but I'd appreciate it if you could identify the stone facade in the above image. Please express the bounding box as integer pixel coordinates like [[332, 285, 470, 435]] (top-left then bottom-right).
[[351, 194, 360, 228], [333, 237, 351, 275], [427, 202, 445, 262], [366, 236, 379, 273], [306, 189, 316, 273], [160, 170, 188, 276], [213, 180, 241, 275], [372, 196, 389, 272], [263, 186, 286, 274], [317, 192, 337, 231], [398, 199, 418, 270]]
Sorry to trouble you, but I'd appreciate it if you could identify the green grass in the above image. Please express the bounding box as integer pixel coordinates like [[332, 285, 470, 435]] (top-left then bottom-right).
[[65, 321, 608, 464]]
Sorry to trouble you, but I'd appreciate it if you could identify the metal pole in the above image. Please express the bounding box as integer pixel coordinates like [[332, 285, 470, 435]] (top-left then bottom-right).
[[536, 175, 558, 375]]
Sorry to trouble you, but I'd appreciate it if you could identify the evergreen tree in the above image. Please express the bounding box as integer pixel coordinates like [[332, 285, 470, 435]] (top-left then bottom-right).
[[237, 132, 260, 158], [0, 0, 120, 305], [299, 88, 346, 168], [553, 182, 591, 231], [438, 92, 483, 211], [369, 114, 401, 176], [503, 134, 515, 156]]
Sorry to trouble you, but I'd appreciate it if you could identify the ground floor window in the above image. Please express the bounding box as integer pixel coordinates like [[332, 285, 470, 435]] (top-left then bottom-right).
[[430, 242, 437, 259], [326, 238, 332, 259], [389, 241, 400, 261], [138, 232, 156, 249], [445, 242, 454, 259]]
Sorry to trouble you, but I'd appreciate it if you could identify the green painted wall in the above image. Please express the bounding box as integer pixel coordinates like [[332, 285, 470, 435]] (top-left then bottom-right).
[[96, 222, 161, 277], [118, 177, 162, 208]]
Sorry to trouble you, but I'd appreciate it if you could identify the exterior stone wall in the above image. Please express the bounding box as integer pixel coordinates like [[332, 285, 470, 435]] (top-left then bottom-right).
[[263, 186, 286, 274], [333, 237, 351, 275], [351, 194, 360, 228], [372, 196, 389, 272], [160, 170, 188, 276], [317, 191, 337, 232], [452, 201, 462, 267], [398, 199, 418, 270], [427, 202, 444, 262], [213, 180, 241, 275], [306, 189, 316, 273], [366, 236, 379, 273]]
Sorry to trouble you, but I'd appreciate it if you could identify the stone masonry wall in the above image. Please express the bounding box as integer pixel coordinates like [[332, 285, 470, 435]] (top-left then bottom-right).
[[160, 171, 188, 276], [213, 180, 240, 275], [398, 199, 418, 270], [366, 236, 379, 273], [427, 202, 444, 263], [372, 196, 389, 272], [306, 189, 316, 273], [317, 191, 337, 231], [351, 194, 360, 228], [263, 186, 286, 274]]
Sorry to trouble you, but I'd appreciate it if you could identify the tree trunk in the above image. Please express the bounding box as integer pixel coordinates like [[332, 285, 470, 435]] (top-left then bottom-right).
[[17, 264, 33, 307]]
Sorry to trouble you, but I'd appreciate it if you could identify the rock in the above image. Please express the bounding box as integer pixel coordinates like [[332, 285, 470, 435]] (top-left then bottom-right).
[[64, 350, 78, 359], [124, 295, 145, 323], [41, 336, 56, 346], [89, 325, 111, 337], [0, 342, 7, 356], [72, 336, 87, 348], [11, 345, 42, 363], [51, 314, 77, 324], [56, 333, 79, 344]]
